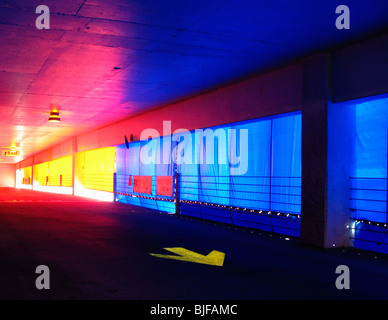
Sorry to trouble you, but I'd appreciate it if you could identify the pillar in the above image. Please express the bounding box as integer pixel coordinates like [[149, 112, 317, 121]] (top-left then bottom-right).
[[300, 53, 352, 248]]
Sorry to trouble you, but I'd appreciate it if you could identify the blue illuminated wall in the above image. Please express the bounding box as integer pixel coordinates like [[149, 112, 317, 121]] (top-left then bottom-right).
[[351, 98, 388, 222], [115, 112, 301, 236], [348, 95, 388, 253]]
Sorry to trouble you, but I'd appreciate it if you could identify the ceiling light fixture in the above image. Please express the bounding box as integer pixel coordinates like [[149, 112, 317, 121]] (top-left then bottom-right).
[[48, 110, 61, 122]]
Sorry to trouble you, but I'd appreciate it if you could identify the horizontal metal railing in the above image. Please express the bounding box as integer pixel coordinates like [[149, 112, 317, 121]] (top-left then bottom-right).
[[115, 174, 175, 200], [349, 177, 388, 251], [115, 173, 301, 216], [81, 173, 114, 192], [22, 177, 32, 185], [179, 175, 301, 215], [36, 174, 73, 187], [349, 177, 388, 223]]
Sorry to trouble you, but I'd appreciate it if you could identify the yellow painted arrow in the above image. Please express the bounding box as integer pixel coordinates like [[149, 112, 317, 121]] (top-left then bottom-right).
[[150, 247, 225, 267]]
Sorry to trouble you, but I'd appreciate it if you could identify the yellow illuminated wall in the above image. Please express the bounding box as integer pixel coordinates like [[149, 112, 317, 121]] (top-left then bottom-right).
[[22, 166, 32, 184], [75, 147, 115, 193], [48, 155, 73, 187], [34, 162, 49, 186], [33, 156, 73, 187]]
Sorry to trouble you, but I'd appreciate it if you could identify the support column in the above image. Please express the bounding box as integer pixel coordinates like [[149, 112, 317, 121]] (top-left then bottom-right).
[[300, 53, 353, 248], [72, 137, 77, 196], [30, 161, 34, 190], [300, 54, 329, 247], [32, 156, 35, 190], [326, 99, 354, 248]]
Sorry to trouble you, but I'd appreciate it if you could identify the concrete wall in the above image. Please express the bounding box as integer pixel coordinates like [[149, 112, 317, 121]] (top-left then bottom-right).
[[332, 33, 388, 102], [22, 63, 303, 165], [22, 32, 388, 166], [0, 164, 15, 187]]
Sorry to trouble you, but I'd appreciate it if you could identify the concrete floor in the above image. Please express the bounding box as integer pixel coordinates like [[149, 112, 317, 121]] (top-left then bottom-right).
[[1, 187, 388, 300]]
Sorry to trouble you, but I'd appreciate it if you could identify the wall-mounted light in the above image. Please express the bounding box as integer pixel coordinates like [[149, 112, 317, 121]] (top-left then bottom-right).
[[48, 110, 60, 122]]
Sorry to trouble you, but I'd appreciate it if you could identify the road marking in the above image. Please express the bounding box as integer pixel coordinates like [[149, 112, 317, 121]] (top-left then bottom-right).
[[150, 247, 225, 267]]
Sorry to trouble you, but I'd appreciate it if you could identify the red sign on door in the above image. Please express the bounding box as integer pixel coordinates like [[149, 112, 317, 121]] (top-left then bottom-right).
[[133, 176, 152, 194], [156, 176, 173, 197]]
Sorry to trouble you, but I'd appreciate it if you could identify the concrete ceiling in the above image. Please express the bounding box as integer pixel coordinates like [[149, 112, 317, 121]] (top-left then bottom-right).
[[1, 0, 388, 163]]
